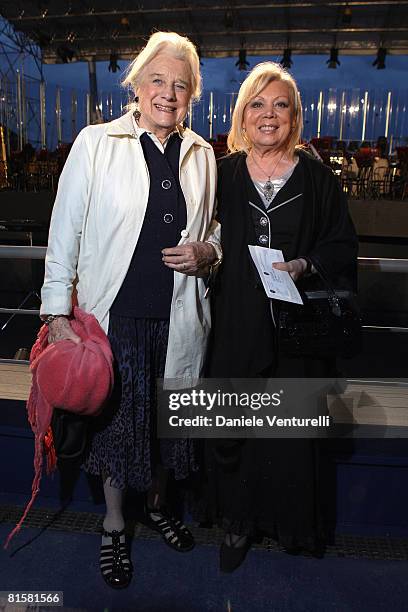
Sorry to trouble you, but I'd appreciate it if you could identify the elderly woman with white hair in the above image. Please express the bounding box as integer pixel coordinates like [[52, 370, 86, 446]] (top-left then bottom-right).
[[41, 31, 220, 588], [205, 62, 357, 572]]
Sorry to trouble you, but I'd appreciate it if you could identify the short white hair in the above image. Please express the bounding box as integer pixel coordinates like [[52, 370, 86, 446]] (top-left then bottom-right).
[[122, 31, 202, 104]]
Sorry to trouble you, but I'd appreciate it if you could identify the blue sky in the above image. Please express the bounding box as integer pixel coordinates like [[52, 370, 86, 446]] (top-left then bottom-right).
[[41, 54, 408, 96], [2, 46, 405, 145]]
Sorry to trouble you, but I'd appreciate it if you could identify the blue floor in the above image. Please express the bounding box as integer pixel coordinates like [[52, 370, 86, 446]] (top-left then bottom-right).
[[1, 524, 407, 612]]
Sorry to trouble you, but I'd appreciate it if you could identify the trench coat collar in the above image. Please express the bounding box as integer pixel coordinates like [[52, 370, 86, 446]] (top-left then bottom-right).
[[105, 110, 211, 149]]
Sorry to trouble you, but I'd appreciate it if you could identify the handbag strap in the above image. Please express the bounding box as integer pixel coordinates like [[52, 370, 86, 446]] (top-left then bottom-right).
[[304, 255, 342, 316]]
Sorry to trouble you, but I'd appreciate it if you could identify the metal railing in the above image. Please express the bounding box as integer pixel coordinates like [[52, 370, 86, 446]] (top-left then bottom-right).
[[0, 245, 46, 259], [0, 246, 45, 323], [357, 257, 408, 274], [0, 245, 407, 332], [1, 246, 407, 268]]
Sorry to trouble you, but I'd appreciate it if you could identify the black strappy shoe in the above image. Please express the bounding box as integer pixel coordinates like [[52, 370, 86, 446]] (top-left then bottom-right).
[[100, 528, 132, 589], [145, 508, 195, 552]]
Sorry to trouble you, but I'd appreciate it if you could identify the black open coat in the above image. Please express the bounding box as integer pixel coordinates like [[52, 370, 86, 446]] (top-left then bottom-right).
[[208, 150, 358, 377]]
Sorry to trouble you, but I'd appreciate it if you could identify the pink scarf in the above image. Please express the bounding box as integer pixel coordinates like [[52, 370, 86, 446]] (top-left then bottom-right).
[[4, 307, 114, 548]]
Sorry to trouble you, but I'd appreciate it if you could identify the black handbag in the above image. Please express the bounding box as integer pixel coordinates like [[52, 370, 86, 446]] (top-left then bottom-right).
[[278, 257, 362, 359], [51, 408, 89, 462]]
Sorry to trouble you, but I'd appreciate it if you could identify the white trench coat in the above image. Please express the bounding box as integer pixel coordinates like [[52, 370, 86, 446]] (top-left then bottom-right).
[[41, 111, 221, 386]]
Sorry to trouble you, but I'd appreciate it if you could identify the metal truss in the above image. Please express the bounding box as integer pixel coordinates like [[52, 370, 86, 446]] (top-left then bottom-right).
[[0, 16, 43, 80], [0, 17, 43, 152], [2, 0, 408, 62]]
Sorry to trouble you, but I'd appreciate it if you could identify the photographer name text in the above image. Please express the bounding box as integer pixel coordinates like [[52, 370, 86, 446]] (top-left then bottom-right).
[[168, 415, 331, 428]]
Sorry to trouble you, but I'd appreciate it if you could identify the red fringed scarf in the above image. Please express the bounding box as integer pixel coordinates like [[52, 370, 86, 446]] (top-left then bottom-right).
[[4, 307, 113, 548]]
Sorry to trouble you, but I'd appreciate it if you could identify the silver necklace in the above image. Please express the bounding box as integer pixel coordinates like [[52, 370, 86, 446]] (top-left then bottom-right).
[[249, 152, 285, 203]]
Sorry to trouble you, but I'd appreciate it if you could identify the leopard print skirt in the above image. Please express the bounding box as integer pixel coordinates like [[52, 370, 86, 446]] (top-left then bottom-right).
[[83, 315, 198, 490]]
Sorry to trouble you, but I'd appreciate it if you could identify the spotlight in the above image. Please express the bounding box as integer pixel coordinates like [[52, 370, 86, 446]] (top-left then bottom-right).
[[108, 53, 120, 73], [327, 47, 340, 69], [56, 45, 75, 63], [373, 47, 386, 69], [235, 49, 249, 71], [224, 10, 234, 29], [33, 29, 52, 48], [197, 47, 204, 66], [342, 4, 352, 24], [281, 49, 292, 69], [120, 15, 130, 31]]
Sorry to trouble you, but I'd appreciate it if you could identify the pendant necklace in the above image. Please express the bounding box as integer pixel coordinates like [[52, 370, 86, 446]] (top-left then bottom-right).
[[249, 151, 285, 203]]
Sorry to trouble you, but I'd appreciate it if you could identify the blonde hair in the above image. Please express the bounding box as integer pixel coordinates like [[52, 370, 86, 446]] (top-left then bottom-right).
[[228, 62, 303, 158], [122, 31, 201, 110]]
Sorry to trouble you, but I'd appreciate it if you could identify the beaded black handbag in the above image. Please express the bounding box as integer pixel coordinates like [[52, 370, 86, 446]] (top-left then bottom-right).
[[278, 257, 362, 359]]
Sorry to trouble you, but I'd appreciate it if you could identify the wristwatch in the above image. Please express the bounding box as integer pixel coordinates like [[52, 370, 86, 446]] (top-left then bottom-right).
[[43, 314, 66, 325]]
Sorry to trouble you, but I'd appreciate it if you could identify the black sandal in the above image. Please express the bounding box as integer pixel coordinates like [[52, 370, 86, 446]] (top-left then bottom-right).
[[145, 508, 195, 552], [100, 528, 132, 589]]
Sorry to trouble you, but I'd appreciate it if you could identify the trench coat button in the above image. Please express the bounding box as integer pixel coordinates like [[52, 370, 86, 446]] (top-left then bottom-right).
[[259, 234, 268, 245], [176, 298, 184, 308], [162, 179, 172, 190], [260, 217, 268, 226], [180, 229, 189, 238], [163, 213, 174, 223]]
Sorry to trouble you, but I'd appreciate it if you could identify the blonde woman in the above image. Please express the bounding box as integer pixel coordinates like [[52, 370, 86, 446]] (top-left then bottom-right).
[[205, 62, 357, 572], [41, 31, 221, 588]]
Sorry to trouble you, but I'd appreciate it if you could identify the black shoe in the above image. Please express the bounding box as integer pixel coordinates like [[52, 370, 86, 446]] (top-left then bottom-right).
[[145, 508, 195, 552], [100, 528, 132, 589], [220, 535, 251, 573]]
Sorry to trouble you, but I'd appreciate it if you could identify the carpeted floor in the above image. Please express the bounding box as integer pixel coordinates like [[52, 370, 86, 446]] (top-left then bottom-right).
[[1, 524, 407, 612]]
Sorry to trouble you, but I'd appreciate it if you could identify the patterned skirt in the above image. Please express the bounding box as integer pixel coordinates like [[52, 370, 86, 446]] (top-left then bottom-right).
[[83, 315, 197, 490]]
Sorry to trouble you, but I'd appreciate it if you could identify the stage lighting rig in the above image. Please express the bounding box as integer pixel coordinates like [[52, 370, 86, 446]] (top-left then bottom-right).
[[224, 10, 234, 29], [236, 49, 249, 71], [108, 53, 120, 73], [56, 45, 75, 63], [32, 30, 52, 48], [373, 48, 386, 69], [281, 49, 293, 69], [327, 47, 340, 69], [120, 16, 130, 31], [342, 4, 352, 24]]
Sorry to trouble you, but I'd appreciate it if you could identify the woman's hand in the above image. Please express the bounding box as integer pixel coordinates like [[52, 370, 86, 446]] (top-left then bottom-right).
[[47, 316, 81, 344], [272, 258, 307, 282], [162, 242, 217, 277]]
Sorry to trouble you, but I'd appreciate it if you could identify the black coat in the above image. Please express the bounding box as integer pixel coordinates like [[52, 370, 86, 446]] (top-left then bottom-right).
[[209, 150, 359, 377]]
